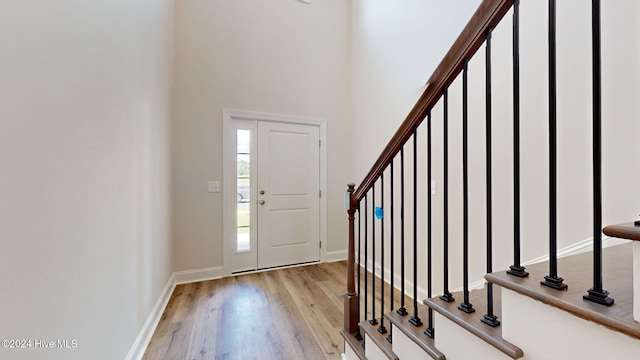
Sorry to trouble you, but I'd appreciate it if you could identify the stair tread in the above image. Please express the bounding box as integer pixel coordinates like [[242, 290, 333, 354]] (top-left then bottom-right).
[[385, 304, 446, 360], [486, 242, 640, 340], [603, 222, 640, 241], [359, 319, 398, 360], [425, 286, 523, 359], [341, 330, 365, 360]]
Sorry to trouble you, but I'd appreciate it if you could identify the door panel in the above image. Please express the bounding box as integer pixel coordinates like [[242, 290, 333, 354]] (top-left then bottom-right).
[[257, 121, 320, 269], [269, 209, 308, 247]]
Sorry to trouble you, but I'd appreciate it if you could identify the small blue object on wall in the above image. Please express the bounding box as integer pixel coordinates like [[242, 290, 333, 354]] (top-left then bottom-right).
[[375, 207, 384, 219]]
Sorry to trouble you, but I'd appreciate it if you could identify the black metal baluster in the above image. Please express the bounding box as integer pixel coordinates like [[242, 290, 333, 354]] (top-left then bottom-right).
[[371, 183, 378, 325], [482, 28, 500, 327], [387, 160, 395, 343], [542, 0, 567, 291], [459, 59, 476, 314], [398, 147, 408, 316], [440, 87, 455, 303], [409, 127, 423, 327], [364, 193, 369, 329], [378, 173, 387, 334], [356, 203, 363, 340], [508, 0, 529, 278], [425, 109, 435, 338], [583, 0, 613, 306]]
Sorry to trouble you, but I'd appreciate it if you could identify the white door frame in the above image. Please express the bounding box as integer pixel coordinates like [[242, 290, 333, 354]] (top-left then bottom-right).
[[222, 109, 327, 276]]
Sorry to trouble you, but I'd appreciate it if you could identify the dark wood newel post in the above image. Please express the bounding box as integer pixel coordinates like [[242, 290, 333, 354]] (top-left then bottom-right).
[[344, 183, 359, 334]]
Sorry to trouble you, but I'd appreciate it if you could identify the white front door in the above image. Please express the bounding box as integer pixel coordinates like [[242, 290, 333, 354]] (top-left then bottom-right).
[[256, 121, 320, 269], [224, 113, 321, 273]]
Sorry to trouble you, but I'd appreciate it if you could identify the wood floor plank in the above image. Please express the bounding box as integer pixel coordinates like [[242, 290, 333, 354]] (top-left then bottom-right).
[[278, 267, 343, 358], [155, 318, 194, 360], [263, 267, 288, 295], [143, 262, 349, 360], [316, 279, 345, 310], [143, 285, 191, 360], [185, 280, 220, 360], [271, 288, 326, 359], [171, 282, 201, 322]]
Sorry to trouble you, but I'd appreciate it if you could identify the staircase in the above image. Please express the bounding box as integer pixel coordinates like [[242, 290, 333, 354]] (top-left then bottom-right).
[[341, 0, 640, 359]]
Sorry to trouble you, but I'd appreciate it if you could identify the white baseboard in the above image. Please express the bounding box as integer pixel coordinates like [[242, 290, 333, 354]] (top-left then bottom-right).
[[173, 266, 224, 285], [326, 249, 348, 262], [523, 235, 626, 266], [125, 274, 176, 360]]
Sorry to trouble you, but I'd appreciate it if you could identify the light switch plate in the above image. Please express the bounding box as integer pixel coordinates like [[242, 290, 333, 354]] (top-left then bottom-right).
[[208, 181, 220, 193]]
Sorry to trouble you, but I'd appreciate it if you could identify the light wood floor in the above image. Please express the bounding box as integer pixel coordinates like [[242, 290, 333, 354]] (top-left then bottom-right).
[[143, 262, 350, 360]]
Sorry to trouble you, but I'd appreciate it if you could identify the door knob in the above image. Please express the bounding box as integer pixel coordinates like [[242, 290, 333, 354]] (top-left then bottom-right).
[[259, 190, 265, 195], [259, 200, 265, 205]]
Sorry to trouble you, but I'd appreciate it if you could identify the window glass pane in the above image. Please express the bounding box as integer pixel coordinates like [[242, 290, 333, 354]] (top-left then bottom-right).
[[237, 129, 250, 154], [237, 154, 250, 178], [236, 129, 250, 252]]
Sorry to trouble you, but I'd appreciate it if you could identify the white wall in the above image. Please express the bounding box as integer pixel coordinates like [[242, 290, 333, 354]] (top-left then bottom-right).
[[0, 1, 174, 359], [350, 0, 483, 180], [173, 0, 350, 271]]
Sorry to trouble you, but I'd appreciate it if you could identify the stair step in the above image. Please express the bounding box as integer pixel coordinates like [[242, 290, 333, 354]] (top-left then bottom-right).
[[359, 319, 398, 360], [424, 286, 524, 359], [341, 330, 365, 360], [604, 222, 640, 241], [385, 304, 446, 360], [486, 242, 640, 340]]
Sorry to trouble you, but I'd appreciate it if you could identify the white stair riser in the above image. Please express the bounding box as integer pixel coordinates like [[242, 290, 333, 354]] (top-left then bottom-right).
[[364, 333, 388, 360], [502, 288, 640, 360], [343, 342, 359, 360], [390, 323, 427, 360], [434, 312, 512, 360]]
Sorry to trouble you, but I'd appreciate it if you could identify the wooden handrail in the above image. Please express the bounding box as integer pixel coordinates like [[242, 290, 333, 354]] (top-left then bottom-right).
[[352, 0, 514, 203], [603, 222, 640, 242]]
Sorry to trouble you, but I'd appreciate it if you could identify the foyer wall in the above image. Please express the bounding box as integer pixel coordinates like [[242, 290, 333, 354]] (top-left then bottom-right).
[[173, 0, 350, 271], [0, 0, 174, 359]]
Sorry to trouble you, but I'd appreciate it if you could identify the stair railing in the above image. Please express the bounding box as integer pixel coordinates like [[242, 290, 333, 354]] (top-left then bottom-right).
[[344, 0, 614, 346]]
